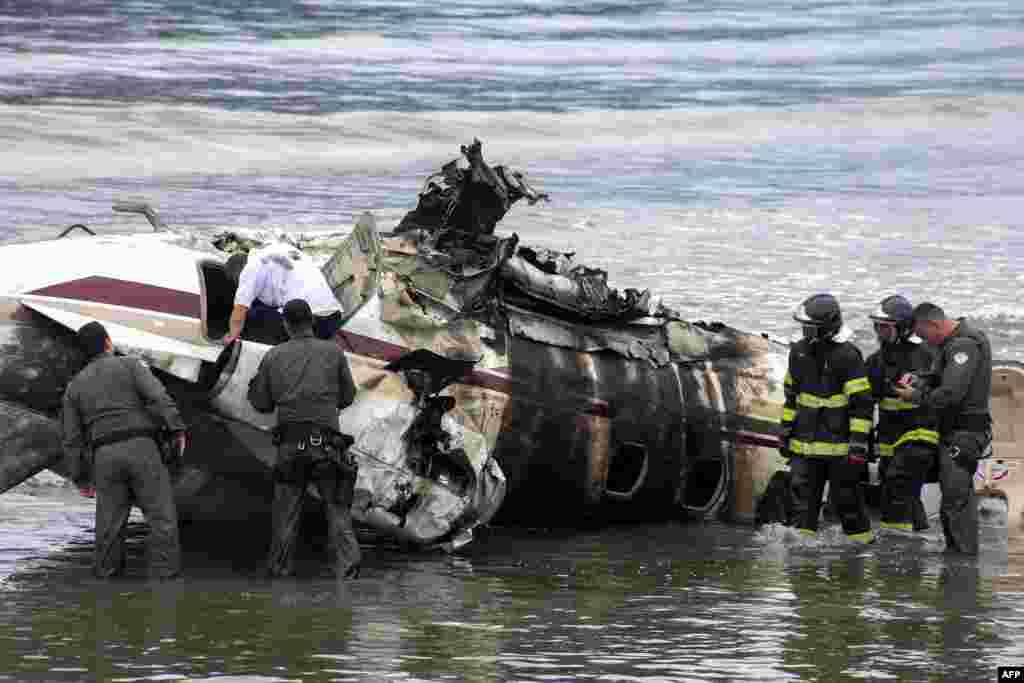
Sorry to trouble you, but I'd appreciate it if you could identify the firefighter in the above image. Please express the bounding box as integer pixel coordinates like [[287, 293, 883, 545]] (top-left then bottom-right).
[[893, 302, 992, 555], [62, 322, 187, 578], [865, 295, 938, 535], [247, 299, 360, 578], [780, 294, 874, 543]]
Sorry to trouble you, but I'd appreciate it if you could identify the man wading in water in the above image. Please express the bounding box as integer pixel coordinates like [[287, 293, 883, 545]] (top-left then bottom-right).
[[247, 299, 361, 578]]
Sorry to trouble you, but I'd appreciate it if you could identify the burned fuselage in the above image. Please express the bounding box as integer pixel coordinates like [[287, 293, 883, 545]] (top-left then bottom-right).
[[304, 140, 790, 526], [0, 141, 792, 538]]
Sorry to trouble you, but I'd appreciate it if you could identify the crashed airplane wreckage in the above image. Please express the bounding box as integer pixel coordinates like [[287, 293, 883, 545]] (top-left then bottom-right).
[[1, 140, 1019, 542]]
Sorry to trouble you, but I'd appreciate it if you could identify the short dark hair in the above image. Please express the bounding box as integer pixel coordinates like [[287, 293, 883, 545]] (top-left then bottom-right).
[[911, 302, 946, 323], [282, 299, 314, 329], [77, 321, 109, 358]]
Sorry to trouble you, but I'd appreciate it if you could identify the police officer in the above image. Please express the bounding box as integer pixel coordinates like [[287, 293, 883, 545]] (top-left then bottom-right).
[[781, 294, 874, 543], [866, 295, 938, 535], [62, 322, 187, 578], [223, 244, 343, 346], [247, 299, 360, 578], [893, 302, 992, 555]]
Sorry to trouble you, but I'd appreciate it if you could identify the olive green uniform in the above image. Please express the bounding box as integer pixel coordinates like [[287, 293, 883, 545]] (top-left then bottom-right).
[[247, 330, 359, 577], [911, 319, 992, 555], [62, 354, 185, 578]]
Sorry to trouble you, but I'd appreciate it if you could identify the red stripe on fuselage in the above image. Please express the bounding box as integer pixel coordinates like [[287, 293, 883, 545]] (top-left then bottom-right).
[[338, 329, 512, 394], [338, 329, 610, 417], [21, 276, 612, 418], [28, 276, 201, 319], [735, 429, 783, 448]]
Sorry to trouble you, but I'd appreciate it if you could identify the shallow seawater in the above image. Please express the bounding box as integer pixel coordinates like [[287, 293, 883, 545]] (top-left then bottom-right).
[[3, 0, 1024, 680], [2, 485, 1022, 682]]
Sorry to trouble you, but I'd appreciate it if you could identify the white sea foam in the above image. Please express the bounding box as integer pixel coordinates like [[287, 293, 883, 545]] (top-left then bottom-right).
[[2, 94, 1021, 183]]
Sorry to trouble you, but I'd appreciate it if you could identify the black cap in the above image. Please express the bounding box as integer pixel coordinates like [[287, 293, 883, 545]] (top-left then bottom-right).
[[77, 321, 109, 358], [282, 298, 313, 328]]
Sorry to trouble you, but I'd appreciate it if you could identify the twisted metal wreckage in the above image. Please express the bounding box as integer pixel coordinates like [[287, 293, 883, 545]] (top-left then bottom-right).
[[2, 140, 1020, 551]]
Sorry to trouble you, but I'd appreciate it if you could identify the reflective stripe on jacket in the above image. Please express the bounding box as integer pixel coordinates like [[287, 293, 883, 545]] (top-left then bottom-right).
[[866, 339, 939, 456], [781, 338, 872, 457]]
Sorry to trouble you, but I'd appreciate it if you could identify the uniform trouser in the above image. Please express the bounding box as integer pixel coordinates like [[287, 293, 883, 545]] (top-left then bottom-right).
[[242, 300, 289, 345], [937, 431, 987, 555], [788, 456, 872, 540], [267, 448, 360, 578], [314, 312, 343, 340], [92, 437, 180, 578], [880, 443, 936, 531]]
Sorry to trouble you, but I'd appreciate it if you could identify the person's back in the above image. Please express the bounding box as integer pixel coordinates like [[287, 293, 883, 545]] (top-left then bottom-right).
[[227, 245, 341, 344], [67, 356, 170, 437], [248, 299, 360, 578], [62, 322, 186, 578], [282, 257, 341, 319], [248, 333, 355, 430]]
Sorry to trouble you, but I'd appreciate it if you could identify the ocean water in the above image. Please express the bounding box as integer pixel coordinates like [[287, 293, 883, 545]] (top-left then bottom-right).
[[2, 1, 1024, 680]]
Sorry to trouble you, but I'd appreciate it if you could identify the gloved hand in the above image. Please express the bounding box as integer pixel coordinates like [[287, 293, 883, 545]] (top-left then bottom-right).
[[847, 444, 868, 466], [159, 430, 188, 470]]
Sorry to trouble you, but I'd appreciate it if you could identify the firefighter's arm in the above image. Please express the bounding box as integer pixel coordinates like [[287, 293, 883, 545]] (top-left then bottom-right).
[[779, 350, 799, 456], [844, 353, 874, 460]]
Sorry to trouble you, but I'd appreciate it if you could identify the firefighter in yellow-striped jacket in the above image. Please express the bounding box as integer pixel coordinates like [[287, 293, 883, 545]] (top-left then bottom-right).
[[781, 294, 874, 543], [865, 295, 938, 535]]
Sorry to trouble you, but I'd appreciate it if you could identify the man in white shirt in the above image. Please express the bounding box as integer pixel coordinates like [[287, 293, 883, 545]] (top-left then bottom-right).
[[223, 245, 343, 345]]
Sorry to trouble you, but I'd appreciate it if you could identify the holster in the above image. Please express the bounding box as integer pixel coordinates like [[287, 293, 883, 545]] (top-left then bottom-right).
[[272, 423, 357, 487], [155, 429, 185, 471], [942, 429, 993, 473]]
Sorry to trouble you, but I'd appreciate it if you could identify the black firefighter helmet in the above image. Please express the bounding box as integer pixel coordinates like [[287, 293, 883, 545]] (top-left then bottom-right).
[[869, 294, 914, 343], [793, 293, 842, 342]]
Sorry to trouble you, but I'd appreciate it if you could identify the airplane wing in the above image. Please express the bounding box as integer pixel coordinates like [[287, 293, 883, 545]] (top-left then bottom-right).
[[19, 298, 222, 383]]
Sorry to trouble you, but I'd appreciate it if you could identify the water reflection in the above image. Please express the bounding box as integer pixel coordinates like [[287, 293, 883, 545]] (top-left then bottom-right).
[[0, 519, 1022, 681]]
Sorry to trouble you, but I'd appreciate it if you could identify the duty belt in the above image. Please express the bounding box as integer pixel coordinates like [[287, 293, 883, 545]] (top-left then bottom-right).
[[90, 428, 158, 451], [275, 422, 346, 450]]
